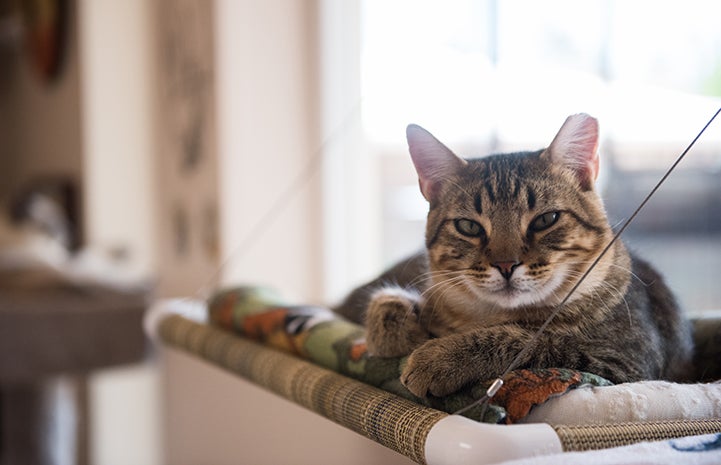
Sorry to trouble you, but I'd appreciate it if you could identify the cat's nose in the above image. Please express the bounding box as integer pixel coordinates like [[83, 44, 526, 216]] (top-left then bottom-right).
[[493, 261, 521, 280]]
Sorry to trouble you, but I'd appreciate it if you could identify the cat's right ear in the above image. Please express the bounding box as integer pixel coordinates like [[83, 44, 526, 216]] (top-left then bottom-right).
[[406, 124, 466, 201]]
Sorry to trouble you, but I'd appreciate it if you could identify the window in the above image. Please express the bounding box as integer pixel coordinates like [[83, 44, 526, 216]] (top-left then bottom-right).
[[358, 0, 721, 312]]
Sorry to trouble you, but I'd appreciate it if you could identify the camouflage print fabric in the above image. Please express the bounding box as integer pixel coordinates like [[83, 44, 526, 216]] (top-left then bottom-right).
[[208, 286, 612, 424]]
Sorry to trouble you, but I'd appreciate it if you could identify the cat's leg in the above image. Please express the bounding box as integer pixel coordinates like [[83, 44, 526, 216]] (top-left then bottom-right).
[[400, 326, 531, 398], [400, 325, 654, 398], [365, 287, 430, 357]]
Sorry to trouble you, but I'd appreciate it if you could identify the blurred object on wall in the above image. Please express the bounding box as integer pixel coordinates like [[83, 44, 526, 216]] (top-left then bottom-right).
[[9, 176, 80, 250], [0, 0, 67, 82], [20, 0, 67, 81], [155, 0, 219, 297], [0, 177, 151, 292]]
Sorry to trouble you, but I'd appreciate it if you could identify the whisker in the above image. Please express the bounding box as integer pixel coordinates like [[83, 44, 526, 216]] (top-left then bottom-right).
[[562, 267, 633, 326], [420, 274, 470, 323], [420, 274, 467, 302], [569, 259, 645, 285], [406, 269, 465, 289]]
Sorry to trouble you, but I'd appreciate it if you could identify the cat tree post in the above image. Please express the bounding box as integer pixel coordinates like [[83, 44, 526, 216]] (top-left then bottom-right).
[[0, 286, 147, 465]]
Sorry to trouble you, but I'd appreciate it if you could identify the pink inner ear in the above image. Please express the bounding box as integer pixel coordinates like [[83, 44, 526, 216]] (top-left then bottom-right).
[[418, 178, 433, 201], [406, 124, 465, 201], [589, 148, 600, 181], [548, 114, 600, 190]]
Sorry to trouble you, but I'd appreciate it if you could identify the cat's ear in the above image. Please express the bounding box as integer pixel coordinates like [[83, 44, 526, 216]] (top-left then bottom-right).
[[406, 124, 467, 201], [545, 113, 600, 191]]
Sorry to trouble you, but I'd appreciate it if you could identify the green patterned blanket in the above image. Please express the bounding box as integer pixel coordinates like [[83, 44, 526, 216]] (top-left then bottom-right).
[[208, 286, 612, 424]]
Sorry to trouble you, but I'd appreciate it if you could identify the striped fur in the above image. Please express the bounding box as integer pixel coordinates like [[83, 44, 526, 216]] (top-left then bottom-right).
[[334, 115, 693, 398]]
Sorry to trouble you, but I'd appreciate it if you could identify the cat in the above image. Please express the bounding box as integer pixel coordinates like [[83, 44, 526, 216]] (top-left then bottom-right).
[[334, 113, 694, 399]]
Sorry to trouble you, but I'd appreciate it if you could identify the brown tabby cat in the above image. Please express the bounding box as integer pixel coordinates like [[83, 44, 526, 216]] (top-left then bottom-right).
[[334, 114, 693, 399]]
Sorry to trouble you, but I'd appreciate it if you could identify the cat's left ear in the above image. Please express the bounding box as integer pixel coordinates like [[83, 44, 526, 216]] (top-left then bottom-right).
[[544, 113, 600, 191]]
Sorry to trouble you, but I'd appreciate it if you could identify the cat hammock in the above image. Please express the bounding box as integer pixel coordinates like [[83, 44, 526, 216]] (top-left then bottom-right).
[[145, 287, 721, 465]]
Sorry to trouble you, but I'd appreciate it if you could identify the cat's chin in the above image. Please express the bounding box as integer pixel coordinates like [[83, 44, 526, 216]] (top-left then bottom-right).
[[487, 266, 574, 309], [458, 281, 551, 310], [474, 276, 566, 310], [482, 288, 552, 310]]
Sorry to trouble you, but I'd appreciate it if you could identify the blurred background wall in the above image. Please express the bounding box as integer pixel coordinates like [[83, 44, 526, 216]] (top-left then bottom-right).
[[1, 0, 389, 463], [1, 0, 160, 463]]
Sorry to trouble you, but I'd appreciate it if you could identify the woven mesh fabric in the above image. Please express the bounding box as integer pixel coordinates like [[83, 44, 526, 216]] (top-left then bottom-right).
[[159, 315, 447, 464], [554, 419, 721, 451]]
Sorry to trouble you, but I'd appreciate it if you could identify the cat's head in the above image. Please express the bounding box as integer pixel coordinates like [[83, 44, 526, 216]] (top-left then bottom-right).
[[407, 114, 620, 312]]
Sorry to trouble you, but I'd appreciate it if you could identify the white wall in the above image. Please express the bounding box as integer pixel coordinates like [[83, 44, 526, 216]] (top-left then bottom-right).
[[78, 1, 161, 464], [319, 0, 382, 303], [216, 0, 323, 303], [163, 1, 412, 463], [88, 364, 161, 465], [79, 0, 157, 276], [162, 347, 414, 465]]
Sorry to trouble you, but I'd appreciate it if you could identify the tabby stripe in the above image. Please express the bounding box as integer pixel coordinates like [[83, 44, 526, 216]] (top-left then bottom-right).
[[474, 193, 483, 214], [526, 188, 536, 210], [427, 219, 451, 248], [565, 211, 605, 234], [484, 181, 496, 202]]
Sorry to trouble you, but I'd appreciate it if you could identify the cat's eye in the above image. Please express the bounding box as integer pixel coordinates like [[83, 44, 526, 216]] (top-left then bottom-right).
[[529, 211, 560, 232], [454, 218, 485, 237]]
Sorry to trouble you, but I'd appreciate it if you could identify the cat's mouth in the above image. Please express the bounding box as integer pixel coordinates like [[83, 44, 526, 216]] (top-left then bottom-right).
[[490, 283, 535, 308], [481, 275, 561, 309], [460, 278, 531, 309], [456, 269, 565, 309]]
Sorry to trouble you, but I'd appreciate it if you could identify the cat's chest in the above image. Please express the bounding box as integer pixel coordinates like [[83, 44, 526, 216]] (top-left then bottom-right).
[[421, 300, 515, 336]]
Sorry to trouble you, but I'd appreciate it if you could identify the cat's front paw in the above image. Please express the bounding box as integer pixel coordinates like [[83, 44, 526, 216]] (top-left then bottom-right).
[[365, 288, 429, 358], [400, 337, 475, 398]]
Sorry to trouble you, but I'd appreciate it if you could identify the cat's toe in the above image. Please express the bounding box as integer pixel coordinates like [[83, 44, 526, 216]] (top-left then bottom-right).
[[400, 342, 466, 398], [400, 363, 435, 398]]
